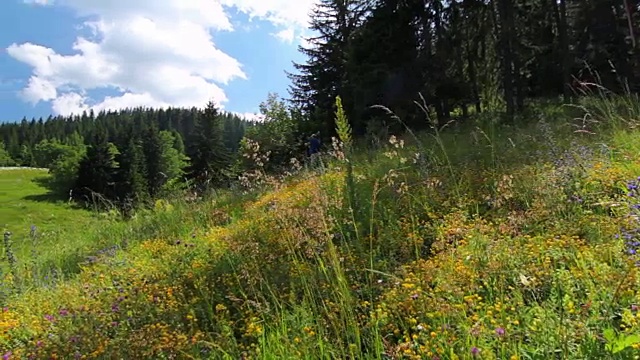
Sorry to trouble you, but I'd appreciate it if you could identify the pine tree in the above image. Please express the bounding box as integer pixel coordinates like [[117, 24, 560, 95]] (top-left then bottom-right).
[[74, 128, 120, 204], [187, 101, 232, 189], [287, 0, 368, 136], [142, 122, 166, 198], [117, 136, 148, 207]]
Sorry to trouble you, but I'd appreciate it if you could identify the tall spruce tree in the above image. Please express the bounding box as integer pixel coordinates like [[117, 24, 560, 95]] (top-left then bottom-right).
[[287, 0, 368, 136], [74, 128, 120, 204], [187, 101, 232, 189], [117, 136, 148, 207], [142, 122, 166, 198]]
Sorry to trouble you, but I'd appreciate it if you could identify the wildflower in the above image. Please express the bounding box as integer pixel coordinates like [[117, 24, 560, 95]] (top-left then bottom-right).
[[44, 314, 54, 322], [58, 309, 69, 316], [495, 327, 505, 337], [471, 347, 480, 356], [2, 352, 11, 360]]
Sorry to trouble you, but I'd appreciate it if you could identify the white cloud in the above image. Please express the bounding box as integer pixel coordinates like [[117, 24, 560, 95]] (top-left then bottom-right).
[[233, 111, 265, 122], [273, 28, 295, 43], [10, 0, 317, 116], [220, 0, 315, 29], [23, 0, 49, 4]]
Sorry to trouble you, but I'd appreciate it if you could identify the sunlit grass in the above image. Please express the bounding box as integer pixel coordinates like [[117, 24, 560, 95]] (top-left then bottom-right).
[[2, 97, 640, 359]]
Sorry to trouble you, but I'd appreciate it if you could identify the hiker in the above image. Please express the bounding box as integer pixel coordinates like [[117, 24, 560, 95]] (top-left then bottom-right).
[[308, 132, 321, 156], [307, 132, 322, 168]]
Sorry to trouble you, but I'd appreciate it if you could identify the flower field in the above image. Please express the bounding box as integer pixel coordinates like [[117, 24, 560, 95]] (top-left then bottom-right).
[[2, 100, 640, 359]]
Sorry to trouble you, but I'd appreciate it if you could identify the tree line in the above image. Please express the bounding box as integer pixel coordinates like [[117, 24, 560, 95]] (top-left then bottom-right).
[[0, 95, 308, 211], [1, 0, 637, 211], [288, 0, 639, 137]]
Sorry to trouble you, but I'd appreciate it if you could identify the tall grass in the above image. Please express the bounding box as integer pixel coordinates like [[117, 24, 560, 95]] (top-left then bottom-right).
[[2, 93, 640, 358]]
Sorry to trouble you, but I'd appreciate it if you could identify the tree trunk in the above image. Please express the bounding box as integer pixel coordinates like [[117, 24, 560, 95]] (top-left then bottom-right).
[[623, 0, 636, 49], [553, 0, 572, 101], [494, 0, 515, 121]]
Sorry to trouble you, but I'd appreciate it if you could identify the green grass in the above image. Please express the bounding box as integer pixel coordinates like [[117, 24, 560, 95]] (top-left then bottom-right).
[[0, 168, 87, 230], [2, 97, 640, 359], [0, 168, 253, 286], [0, 168, 104, 274]]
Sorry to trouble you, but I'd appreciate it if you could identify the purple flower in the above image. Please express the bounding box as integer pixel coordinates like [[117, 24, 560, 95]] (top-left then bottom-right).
[[3, 351, 12, 360], [495, 327, 505, 337], [632, 304, 639, 312], [59, 309, 69, 316], [471, 347, 480, 356], [44, 314, 54, 322]]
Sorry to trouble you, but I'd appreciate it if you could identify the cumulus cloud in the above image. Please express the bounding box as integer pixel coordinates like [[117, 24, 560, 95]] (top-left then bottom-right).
[[233, 111, 265, 122], [273, 28, 295, 43], [9, 0, 316, 116]]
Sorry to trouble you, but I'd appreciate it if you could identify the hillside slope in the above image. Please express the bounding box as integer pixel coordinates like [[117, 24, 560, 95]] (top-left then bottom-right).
[[2, 103, 640, 359]]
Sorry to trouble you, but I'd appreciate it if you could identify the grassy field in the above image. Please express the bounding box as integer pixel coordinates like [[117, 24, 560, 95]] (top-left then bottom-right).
[[0, 168, 105, 274], [0, 168, 79, 230], [0, 168, 236, 286], [2, 97, 640, 359]]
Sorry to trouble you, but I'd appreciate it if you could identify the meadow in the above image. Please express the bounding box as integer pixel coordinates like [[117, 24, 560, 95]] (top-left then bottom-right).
[[2, 96, 640, 359]]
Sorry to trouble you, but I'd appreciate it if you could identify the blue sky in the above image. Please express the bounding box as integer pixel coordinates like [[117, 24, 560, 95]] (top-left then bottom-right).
[[0, 0, 312, 123]]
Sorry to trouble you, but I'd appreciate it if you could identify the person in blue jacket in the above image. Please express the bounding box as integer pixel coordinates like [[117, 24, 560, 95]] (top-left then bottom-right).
[[308, 132, 321, 156], [307, 132, 322, 168]]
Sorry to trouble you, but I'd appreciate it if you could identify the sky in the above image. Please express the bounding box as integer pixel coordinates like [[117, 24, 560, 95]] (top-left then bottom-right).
[[0, 0, 316, 123]]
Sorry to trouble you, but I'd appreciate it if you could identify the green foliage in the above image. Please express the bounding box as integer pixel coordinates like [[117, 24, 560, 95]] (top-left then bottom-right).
[[158, 130, 189, 192], [289, 0, 640, 131], [3, 99, 640, 359], [334, 95, 352, 149], [142, 123, 167, 197], [33, 137, 86, 193], [18, 144, 34, 167], [74, 131, 120, 204], [243, 92, 300, 170], [603, 328, 640, 354], [187, 101, 232, 189], [0, 107, 252, 207], [0, 142, 15, 167], [117, 137, 148, 206]]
